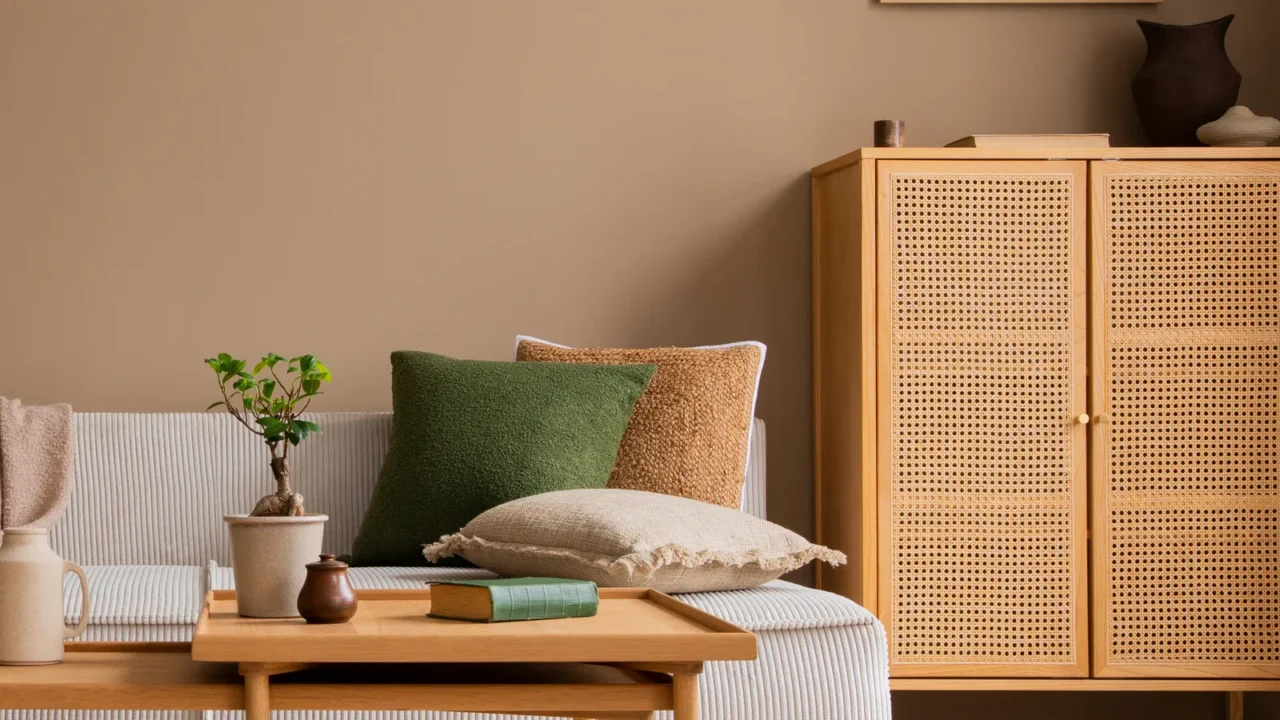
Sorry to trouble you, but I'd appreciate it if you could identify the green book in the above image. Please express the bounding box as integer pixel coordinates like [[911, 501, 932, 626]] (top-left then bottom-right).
[[427, 577, 599, 622]]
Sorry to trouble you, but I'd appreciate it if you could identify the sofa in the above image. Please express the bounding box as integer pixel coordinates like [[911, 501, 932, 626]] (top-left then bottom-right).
[[9, 412, 890, 720]]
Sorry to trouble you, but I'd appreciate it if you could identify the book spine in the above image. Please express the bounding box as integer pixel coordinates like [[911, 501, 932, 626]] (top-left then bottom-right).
[[489, 584, 599, 622]]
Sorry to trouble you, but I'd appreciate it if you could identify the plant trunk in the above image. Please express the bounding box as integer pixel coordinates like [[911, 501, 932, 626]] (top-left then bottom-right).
[[249, 456, 305, 517], [271, 457, 292, 496]]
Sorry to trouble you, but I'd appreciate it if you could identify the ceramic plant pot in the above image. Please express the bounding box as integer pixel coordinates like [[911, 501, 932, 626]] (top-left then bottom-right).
[[297, 553, 358, 624], [1132, 15, 1241, 146], [0, 529, 89, 665], [225, 514, 327, 618], [1198, 106, 1280, 147]]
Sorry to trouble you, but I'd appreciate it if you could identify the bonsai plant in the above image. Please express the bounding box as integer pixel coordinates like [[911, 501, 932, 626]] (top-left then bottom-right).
[[205, 352, 331, 516], [204, 352, 333, 618]]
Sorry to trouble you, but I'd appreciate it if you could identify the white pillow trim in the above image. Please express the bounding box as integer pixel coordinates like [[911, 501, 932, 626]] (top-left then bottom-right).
[[423, 533, 846, 581], [512, 334, 768, 509]]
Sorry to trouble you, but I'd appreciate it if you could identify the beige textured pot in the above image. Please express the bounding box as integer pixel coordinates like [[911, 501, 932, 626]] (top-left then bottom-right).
[[0, 529, 90, 665], [1197, 106, 1280, 147], [225, 514, 327, 618]]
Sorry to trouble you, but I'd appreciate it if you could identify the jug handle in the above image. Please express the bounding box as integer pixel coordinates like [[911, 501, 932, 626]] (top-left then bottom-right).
[[63, 561, 90, 639]]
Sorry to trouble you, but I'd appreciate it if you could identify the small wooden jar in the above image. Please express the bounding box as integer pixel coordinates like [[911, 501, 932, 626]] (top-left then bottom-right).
[[874, 119, 905, 148], [296, 554, 358, 624]]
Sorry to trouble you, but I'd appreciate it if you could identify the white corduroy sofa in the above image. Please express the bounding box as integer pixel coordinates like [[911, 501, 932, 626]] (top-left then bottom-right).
[[16, 413, 889, 720]]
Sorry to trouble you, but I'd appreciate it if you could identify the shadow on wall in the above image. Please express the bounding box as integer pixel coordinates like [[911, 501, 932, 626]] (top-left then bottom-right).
[[620, 173, 817, 584], [1083, 24, 1149, 146]]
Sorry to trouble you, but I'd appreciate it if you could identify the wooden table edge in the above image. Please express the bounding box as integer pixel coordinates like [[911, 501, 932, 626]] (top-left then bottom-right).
[[193, 587, 757, 664]]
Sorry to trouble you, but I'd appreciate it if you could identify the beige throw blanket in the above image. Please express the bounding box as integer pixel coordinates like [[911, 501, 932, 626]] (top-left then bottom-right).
[[0, 397, 73, 529]]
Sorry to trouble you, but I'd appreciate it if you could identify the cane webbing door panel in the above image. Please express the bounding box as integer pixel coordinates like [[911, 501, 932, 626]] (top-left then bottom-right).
[[877, 161, 1089, 677], [1090, 161, 1280, 679]]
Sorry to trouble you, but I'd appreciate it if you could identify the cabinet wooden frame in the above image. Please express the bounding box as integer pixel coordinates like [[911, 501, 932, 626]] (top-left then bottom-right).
[[812, 159, 878, 611]]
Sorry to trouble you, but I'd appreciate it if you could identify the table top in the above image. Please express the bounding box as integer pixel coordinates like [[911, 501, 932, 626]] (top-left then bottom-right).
[[192, 587, 757, 664]]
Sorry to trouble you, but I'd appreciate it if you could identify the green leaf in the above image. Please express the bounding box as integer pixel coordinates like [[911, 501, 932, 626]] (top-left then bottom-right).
[[256, 418, 288, 436], [264, 434, 284, 444], [314, 362, 332, 382], [253, 359, 269, 375], [262, 380, 276, 398], [236, 371, 254, 380], [286, 431, 301, 446], [293, 419, 322, 435], [204, 358, 220, 371], [217, 353, 232, 364], [266, 353, 284, 367], [205, 401, 226, 411], [232, 378, 256, 393], [242, 396, 254, 410], [298, 355, 317, 374], [302, 378, 320, 395]]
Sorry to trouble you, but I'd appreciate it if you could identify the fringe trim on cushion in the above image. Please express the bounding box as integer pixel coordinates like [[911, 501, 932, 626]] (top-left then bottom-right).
[[423, 534, 847, 580]]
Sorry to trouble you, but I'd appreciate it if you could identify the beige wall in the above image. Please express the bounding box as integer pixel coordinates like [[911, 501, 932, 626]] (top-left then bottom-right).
[[2, 2, 1278, 718]]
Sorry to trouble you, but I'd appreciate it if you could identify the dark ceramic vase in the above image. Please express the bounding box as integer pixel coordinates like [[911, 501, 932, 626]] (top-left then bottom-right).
[[296, 554, 358, 624], [1132, 15, 1241, 147]]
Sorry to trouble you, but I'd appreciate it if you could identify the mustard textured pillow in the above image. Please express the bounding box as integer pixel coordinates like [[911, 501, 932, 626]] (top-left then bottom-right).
[[515, 336, 765, 508]]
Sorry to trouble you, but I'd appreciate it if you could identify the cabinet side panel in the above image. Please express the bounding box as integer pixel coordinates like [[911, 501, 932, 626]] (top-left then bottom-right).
[[812, 161, 876, 610]]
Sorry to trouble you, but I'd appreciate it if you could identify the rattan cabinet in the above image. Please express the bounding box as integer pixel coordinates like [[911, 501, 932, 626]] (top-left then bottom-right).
[[812, 147, 1280, 690]]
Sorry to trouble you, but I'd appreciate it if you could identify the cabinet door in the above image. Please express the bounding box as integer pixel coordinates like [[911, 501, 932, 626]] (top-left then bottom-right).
[[1091, 160, 1280, 678], [878, 161, 1089, 677]]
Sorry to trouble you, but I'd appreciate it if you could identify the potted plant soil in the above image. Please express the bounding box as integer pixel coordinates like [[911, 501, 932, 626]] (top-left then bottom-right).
[[204, 352, 331, 618]]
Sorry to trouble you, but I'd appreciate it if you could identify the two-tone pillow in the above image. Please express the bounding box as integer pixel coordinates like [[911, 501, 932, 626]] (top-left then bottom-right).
[[515, 336, 765, 508]]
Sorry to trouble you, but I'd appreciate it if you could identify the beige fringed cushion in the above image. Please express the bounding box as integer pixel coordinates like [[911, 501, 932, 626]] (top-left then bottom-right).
[[422, 489, 845, 593], [515, 336, 765, 508]]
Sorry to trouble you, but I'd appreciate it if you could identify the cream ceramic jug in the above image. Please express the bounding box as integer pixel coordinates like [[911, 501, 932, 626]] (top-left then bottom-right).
[[0, 528, 89, 664]]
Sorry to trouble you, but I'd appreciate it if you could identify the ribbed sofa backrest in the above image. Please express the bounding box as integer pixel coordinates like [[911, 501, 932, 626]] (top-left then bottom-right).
[[50, 413, 767, 567]]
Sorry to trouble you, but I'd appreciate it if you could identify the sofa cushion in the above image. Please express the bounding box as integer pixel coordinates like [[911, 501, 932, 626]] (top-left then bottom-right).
[[62, 565, 204, 642], [208, 563, 497, 591]]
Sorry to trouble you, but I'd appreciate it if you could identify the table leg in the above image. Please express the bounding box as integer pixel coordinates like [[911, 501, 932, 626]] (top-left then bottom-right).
[[673, 672, 699, 720], [1227, 691, 1245, 720], [244, 672, 270, 720]]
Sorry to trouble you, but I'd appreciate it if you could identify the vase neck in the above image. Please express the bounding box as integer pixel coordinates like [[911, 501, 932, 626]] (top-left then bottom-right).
[[1140, 15, 1233, 58], [0, 529, 50, 549]]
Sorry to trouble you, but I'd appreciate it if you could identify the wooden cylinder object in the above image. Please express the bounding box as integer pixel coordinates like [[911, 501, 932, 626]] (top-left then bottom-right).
[[672, 673, 699, 720], [874, 119, 905, 148]]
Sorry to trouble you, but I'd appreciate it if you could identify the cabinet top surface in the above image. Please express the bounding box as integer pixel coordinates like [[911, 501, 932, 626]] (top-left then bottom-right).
[[812, 147, 1280, 176]]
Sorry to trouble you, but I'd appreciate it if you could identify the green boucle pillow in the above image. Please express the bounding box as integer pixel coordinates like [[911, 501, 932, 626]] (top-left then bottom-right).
[[350, 351, 655, 566]]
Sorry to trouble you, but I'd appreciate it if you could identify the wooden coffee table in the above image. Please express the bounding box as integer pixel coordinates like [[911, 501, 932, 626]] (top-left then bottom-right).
[[0, 588, 755, 720], [194, 587, 756, 720]]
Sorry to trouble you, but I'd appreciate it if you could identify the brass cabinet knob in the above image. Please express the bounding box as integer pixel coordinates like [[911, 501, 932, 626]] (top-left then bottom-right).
[[1075, 413, 1090, 425], [1094, 413, 1113, 424]]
